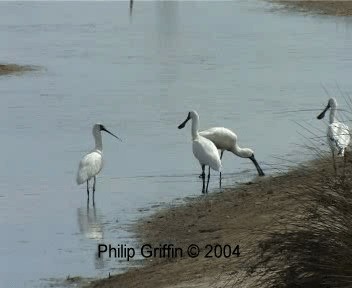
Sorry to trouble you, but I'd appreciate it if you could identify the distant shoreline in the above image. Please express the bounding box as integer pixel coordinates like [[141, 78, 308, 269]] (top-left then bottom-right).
[[0, 63, 36, 76], [272, 0, 352, 16]]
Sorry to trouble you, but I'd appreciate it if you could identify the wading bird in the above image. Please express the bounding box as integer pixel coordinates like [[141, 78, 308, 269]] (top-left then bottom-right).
[[178, 111, 222, 193], [199, 127, 265, 183], [317, 98, 350, 173], [76, 124, 121, 203]]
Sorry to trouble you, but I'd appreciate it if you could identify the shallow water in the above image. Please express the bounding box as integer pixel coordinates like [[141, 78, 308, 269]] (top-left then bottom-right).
[[1, 1, 352, 287]]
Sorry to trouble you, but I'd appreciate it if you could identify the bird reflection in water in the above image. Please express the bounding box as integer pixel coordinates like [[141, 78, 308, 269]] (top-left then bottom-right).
[[130, 0, 133, 17], [77, 203, 105, 269]]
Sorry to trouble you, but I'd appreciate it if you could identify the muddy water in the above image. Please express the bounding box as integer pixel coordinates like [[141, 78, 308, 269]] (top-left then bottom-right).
[[1, 1, 352, 287]]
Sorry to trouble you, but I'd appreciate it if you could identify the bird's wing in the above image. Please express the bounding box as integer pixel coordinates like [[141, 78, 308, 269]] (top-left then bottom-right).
[[192, 136, 222, 171], [329, 122, 351, 150], [199, 127, 237, 150], [76, 151, 103, 184]]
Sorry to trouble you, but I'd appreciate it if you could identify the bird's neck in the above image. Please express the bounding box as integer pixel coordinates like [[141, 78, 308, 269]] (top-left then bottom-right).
[[191, 115, 199, 140], [232, 144, 253, 158], [94, 132, 103, 151], [330, 106, 337, 123]]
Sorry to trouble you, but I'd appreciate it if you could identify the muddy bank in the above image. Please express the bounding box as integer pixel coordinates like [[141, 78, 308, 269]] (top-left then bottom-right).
[[81, 153, 352, 288], [0, 63, 36, 75], [272, 1, 352, 16]]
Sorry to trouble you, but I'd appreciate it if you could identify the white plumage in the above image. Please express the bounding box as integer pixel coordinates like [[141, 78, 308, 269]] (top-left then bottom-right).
[[76, 123, 121, 203], [199, 127, 264, 178], [317, 98, 351, 172], [328, 122, 350, 157], [199, 127, 236, 151], [192, 136, 222, 172], [76, 151, 103, 185], [178, 110, 221, 193]]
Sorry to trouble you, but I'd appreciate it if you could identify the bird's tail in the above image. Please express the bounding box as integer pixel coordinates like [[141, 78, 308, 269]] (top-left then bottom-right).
[[76, 171, 86, 185]]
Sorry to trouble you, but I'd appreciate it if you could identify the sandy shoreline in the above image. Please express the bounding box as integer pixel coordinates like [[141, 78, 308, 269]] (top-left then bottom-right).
[[272, 0, 352, 16], [76, 153, 352, 288], [0, 63, 36, 75]]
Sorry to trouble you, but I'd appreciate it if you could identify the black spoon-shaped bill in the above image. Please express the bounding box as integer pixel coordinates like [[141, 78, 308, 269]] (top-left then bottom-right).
[[317, 104, 330, 120], [178, 112, 191, 129], [249, 154, 265, 177], [101, 126, 122, 141]]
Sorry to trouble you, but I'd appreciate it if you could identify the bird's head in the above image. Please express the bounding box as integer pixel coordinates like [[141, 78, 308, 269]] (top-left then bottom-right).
[[328, 98, 337, 108], [178, 110, 198, 129], [317, 98, 336, 120], [93, 123, 121, 141]]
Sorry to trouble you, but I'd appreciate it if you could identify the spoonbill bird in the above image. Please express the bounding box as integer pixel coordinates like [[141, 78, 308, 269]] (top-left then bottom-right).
[[199, 127, 265, 180], [178, 111, 222, 194], [317, 98, 351, 173], [76, 124, 121, 202]]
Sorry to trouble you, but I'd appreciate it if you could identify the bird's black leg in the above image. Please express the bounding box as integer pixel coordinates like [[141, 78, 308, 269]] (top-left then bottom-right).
[[93, 176, 96, 206], [219, 151, 224, 186], [206, 166, 211, 193], [201, 165, 205, 194], [87, 180, 90, 203], [200, 166, 205, 179], [343, 152, 347, 178]]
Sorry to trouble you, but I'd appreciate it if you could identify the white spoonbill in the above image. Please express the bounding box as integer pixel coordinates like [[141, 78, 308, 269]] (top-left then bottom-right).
[[199, 127, 265, 180], [317, 98, 350, 173], [76, 123, 121, 202], [178, 111, 222, 194]]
